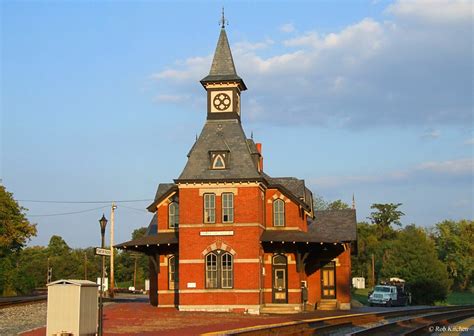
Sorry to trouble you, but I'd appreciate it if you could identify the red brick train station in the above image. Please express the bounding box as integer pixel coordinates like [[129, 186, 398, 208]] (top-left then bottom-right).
[[117, 20, 357, 314]]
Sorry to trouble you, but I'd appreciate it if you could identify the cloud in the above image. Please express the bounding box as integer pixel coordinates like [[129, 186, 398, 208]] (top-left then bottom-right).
[[150, 0, 473, 129], [153, 94, 190, 103], [421, 129, 440, 139], [417, 158, 473, 175], [280, 23, 296, 33], [310, 158, 473, 188], [464, 138, 474, 145], [387, 0, 472, 23]]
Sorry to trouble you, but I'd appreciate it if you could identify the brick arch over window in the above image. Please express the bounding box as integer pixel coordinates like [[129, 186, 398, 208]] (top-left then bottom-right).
[[201, 241, 236, 257]]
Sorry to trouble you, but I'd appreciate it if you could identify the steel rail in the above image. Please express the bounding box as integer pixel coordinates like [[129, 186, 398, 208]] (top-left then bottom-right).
[[348, 307, 474, 335], [213, 305, 474, 336], [0, 295, 47, 308]]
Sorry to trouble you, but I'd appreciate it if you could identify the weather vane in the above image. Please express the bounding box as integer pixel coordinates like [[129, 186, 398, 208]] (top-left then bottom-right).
[[220, 7, 228, 28]]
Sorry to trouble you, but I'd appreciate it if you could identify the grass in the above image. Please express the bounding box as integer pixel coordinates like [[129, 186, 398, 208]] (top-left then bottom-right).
[[352, 288, 371, 306], [438, 291, 474, 306], [354, 288, 474, 306]]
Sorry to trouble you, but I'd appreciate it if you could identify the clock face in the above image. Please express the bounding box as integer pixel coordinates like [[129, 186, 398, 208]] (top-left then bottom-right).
[[213, 93, 231, 111]]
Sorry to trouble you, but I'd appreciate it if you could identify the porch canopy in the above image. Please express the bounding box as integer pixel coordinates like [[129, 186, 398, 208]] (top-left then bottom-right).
[[115, 232, 178, 254], [261, 209, 357, 245]]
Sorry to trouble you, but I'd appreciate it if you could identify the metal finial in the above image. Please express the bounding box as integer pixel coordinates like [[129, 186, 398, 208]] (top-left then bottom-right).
[[352, 193, 356, 210], [220, 7, 228, 29], [251, 131, 254, 140]]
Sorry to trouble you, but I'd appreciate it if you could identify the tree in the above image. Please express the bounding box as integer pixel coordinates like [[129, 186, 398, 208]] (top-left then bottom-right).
[[313, 195, 329, 211], [433, 220, 474, 291], [368, 203, 404, 239], [0, 185, 37, 295], [380, 225, 451, 305], [327, 200, 350, 210], [0, 185, 37, 256]]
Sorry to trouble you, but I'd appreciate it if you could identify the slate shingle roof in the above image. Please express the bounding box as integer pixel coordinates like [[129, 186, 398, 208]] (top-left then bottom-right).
[[146, 183, 177, 212], [260, 209, 357, 243], [176, 120, 261, 181], [200, 28, 246, 90]]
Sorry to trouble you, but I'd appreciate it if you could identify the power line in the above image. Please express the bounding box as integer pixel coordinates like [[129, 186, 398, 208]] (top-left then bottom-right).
[[18, 199, 153, 204], [120, 205, 149, 213], [28, 205, 109, 217]]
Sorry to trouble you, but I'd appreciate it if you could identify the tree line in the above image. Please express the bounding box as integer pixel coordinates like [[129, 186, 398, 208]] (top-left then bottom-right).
[[1, 185, 473, 305], [315, 197, 473, 305], [0, 185, 148, 296]]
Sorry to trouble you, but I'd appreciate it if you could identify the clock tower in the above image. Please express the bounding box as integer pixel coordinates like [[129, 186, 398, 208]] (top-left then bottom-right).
[[200, 11, 247, 121]]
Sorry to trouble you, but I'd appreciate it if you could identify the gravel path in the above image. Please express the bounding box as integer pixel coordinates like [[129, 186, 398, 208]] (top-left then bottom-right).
[[0, 302, 46, 336]]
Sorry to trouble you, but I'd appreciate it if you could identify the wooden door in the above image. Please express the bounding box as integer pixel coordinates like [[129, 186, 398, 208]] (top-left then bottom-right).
[[321, 261, 336, 299], [272, 254, 288, 303]]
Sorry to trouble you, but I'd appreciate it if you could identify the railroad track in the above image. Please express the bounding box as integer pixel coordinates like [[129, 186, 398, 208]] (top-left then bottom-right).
[[0, 295, 47, 308], [211, 305, 474, 335]]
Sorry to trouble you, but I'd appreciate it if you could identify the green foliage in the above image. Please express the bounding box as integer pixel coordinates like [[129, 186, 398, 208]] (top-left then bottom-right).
[[0, 185, 37, 295], [368, 203, 404, 239], [114, 227, 148, 289], [327, 200, 350, 210], [313, 195, 329, 211], [433, 220, 474, 291], [380, 225, 451, 305]]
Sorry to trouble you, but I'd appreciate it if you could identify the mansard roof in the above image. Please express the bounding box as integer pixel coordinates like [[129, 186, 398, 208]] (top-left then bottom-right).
[[200, 28, 247, 90], [260, 209, 357, 243], [263, 174, 313, 212], [176, 120, 261, 182], [146, 183, 177, 212]]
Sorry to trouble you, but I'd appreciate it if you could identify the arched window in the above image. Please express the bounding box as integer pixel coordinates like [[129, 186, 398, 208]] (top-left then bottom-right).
[[169, 202, 179, 228], [273, 199, 285, 227], [221, 253, 233, 288], [168, 255, 178, 290], [205, 250, 233, 289], [206, 252, 218, 288]]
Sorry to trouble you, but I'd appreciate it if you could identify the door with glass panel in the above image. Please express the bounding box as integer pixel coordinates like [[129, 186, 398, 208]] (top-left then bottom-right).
[[321, 261, 336, 299], [272, 254, 288, 303]]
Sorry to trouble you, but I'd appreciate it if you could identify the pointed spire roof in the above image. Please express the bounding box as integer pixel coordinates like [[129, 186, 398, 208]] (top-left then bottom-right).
[[200, 16, 247, 90]]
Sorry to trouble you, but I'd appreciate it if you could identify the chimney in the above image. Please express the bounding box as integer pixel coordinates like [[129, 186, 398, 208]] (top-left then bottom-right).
[[256, 143, 263, 172]]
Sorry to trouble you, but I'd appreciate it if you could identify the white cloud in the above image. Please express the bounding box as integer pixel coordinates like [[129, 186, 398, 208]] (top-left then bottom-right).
[[150, 1, 472, 128], [421, 129, 441, 139], [417, 158, 473, 175], [153, 94, 189, 103], [280, 23, 296, 33], [310, 158, 473, 188], [464, 138, 474, 145], [387, 0, 472, 23]]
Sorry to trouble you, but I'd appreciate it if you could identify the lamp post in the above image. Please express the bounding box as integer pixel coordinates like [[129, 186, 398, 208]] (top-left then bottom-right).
[[98, 214, 108, 336]]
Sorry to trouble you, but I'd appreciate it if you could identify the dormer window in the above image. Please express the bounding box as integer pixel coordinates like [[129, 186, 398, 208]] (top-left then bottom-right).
[[210, 151, 229, 170]]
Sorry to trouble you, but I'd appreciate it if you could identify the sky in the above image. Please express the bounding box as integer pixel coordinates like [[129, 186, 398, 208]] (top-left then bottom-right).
[[1, 0, 472, 248]]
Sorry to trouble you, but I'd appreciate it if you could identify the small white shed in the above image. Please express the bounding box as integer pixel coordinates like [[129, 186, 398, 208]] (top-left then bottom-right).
[[352, 277, 366, 289], [46, 279, 98, 336]]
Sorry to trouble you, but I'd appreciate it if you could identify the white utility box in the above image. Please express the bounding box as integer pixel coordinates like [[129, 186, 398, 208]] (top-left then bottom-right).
[[352, 277, 366, 289], [46, 279, 98, 336]]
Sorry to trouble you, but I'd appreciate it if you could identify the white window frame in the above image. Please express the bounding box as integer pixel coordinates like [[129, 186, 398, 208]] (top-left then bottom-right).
[[222, 193, 234, 223], [168, 202, 179, 229], [273, 199, 285, 227], [204, 193, 216, 223]]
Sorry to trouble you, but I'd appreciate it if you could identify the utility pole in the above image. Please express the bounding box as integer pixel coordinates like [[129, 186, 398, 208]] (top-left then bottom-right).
[[371, 254, 375, 288], [110, 202, 117, 297], [84, 252, 88, 280], [133, 254, 138, 289]]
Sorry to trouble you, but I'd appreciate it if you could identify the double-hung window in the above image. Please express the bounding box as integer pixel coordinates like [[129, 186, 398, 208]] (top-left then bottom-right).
[[168, 202, 179, 228], [205, 251, 233, 289], [168, 255, 178, 290], [273, 199, 285, 227], [204, 193, 216, 223], [222, 193, 234, 223]]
